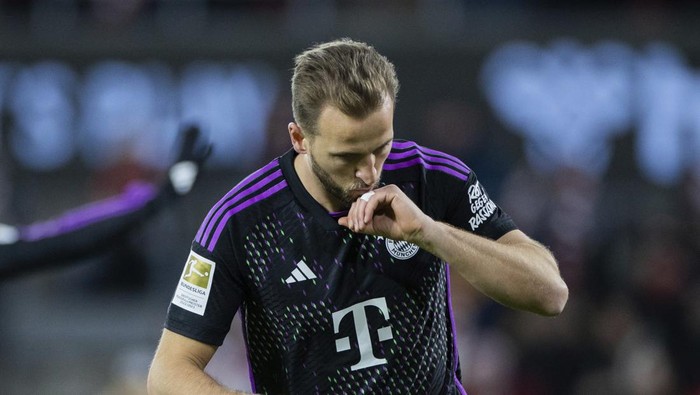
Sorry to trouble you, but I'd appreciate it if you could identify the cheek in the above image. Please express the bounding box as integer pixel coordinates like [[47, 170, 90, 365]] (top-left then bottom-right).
[[326, 160, 356, 179], [336, 169, 359, 185], [315, 158, 352, 184]]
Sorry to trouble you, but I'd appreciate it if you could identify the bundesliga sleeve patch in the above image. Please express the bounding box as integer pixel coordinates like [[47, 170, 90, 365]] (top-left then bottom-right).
[[172, 250, 216, 316]]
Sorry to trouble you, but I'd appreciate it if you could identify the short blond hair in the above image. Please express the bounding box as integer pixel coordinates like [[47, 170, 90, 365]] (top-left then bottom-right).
[[291, 38, 399, 136]]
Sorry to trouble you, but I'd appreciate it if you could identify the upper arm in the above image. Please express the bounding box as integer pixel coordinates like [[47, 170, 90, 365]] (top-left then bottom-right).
[[496, 229, 553, 256], [496, 229, 532, 245], [153, 328, 219, 370], [441, 171, 517, 240], [496, 229, 560, 273]]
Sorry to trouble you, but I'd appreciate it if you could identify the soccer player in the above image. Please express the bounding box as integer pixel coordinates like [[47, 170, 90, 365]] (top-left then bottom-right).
[[148, 39, 568, 394], [0, 125, 212, 280]]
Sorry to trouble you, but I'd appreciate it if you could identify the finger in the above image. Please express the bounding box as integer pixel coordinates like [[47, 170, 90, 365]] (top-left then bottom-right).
[[359, 190, 375, 203], [347, 206, 365, 233], [363, 190, 386, 225], [345, 199, 360, 231], [354, 191, 374, 229], [359, 191, 375, 225], [345, 200, 363, 232], [353, 201, 365, 232]]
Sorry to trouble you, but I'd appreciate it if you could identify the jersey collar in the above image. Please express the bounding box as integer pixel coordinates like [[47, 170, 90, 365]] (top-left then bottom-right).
[[279, 149, 345, 231]]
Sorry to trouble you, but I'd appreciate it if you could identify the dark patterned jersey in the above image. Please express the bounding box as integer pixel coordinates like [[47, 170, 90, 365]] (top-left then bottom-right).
[[165, 140, 517, 395]]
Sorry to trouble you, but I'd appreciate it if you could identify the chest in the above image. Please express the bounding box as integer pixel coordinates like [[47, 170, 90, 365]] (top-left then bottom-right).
[[239, 212, 443, 309], [237, 209, 451, 378]]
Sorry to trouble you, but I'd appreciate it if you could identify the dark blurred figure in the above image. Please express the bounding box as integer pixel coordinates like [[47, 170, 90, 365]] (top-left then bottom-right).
[[0, 125, 212, 282]]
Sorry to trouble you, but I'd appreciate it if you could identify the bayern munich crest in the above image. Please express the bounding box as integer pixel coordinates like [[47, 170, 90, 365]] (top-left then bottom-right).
[[385, 238, 419, 260]]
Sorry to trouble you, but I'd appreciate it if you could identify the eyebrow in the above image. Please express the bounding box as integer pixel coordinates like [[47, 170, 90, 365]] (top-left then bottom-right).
[[329, 138, 393, 158]]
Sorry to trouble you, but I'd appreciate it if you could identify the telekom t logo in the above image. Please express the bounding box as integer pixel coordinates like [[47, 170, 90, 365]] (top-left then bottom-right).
[[332, 297, 393, 371]]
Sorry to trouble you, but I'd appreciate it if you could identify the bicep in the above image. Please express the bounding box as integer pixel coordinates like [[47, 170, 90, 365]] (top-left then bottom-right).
[[496, 229, 559, 272], [496, 229, 552, 255], [496, 229, 531, 245]]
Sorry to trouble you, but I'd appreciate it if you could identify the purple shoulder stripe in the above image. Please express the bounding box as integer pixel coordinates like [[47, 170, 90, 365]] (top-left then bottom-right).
[[386, 141, 471, 181], [196, 169, 284, 246], [206, 180, 287, 252], [390, 141, 471, 172], [195, 160, 279, 243]]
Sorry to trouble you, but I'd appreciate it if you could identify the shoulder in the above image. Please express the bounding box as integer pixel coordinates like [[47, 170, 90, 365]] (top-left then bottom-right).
[[216, 157, 290, 216], [384, 140, 472, 182], [194, 157, 291, 252]]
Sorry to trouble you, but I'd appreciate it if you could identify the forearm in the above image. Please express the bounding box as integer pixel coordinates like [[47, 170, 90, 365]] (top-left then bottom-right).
[[416, 220, 568, 316]]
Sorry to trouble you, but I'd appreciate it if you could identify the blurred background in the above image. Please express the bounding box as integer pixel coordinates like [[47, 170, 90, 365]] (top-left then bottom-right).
[[1, 1, 699, 394]]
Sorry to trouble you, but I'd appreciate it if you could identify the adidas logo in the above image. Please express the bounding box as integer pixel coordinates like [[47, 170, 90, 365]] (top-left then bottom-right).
[[285, 260, 317, 284]]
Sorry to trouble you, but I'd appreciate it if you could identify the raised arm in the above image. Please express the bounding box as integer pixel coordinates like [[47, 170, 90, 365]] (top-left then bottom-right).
[[339, 184, 568, 316], [419, 223, 567, 316], [0, 125, 212, 280]]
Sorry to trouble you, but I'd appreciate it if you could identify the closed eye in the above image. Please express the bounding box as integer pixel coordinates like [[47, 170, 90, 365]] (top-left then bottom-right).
[[375, 140, 392, 155], [332, 153, 363, 163], [329, 138, 393, 161]]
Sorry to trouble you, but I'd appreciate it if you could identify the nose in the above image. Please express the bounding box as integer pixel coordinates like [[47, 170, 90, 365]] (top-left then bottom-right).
[[355, 154, 378, 186]]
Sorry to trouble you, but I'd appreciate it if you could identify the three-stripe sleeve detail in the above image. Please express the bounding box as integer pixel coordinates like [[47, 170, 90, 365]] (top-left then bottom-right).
[[385, 141, 471, 180], [195, 160, 287, 252]]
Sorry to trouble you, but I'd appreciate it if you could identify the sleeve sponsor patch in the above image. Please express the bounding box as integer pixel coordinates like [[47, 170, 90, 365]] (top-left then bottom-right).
[[467, 181, 497, 231], [172, 250, 216, 316]]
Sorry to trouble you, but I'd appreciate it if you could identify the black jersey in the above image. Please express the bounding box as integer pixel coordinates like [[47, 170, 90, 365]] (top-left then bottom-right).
[[165, 140, 517, 395]]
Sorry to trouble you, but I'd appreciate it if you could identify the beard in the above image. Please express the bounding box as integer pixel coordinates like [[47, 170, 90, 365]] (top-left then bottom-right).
[[309, 152, 378, 209]]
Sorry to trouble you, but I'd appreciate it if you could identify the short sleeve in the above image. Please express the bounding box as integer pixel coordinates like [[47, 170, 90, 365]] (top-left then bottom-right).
[[442, 171, 517, 240], [164, 236, 245, 346]]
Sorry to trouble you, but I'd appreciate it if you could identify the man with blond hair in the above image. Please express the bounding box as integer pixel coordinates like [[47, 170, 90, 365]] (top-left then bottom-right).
[[148, 38, 568, 394]]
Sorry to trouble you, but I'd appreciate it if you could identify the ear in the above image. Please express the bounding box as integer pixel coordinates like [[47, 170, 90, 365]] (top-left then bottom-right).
[[289, 122, 308, 154]]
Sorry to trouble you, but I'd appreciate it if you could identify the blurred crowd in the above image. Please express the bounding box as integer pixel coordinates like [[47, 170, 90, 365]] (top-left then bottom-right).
[[417, 91, 700, 394], [1, 1, 699, 395]]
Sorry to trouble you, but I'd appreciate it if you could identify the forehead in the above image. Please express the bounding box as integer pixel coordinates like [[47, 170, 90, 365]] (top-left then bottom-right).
[[313, 99, 394, 151]]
